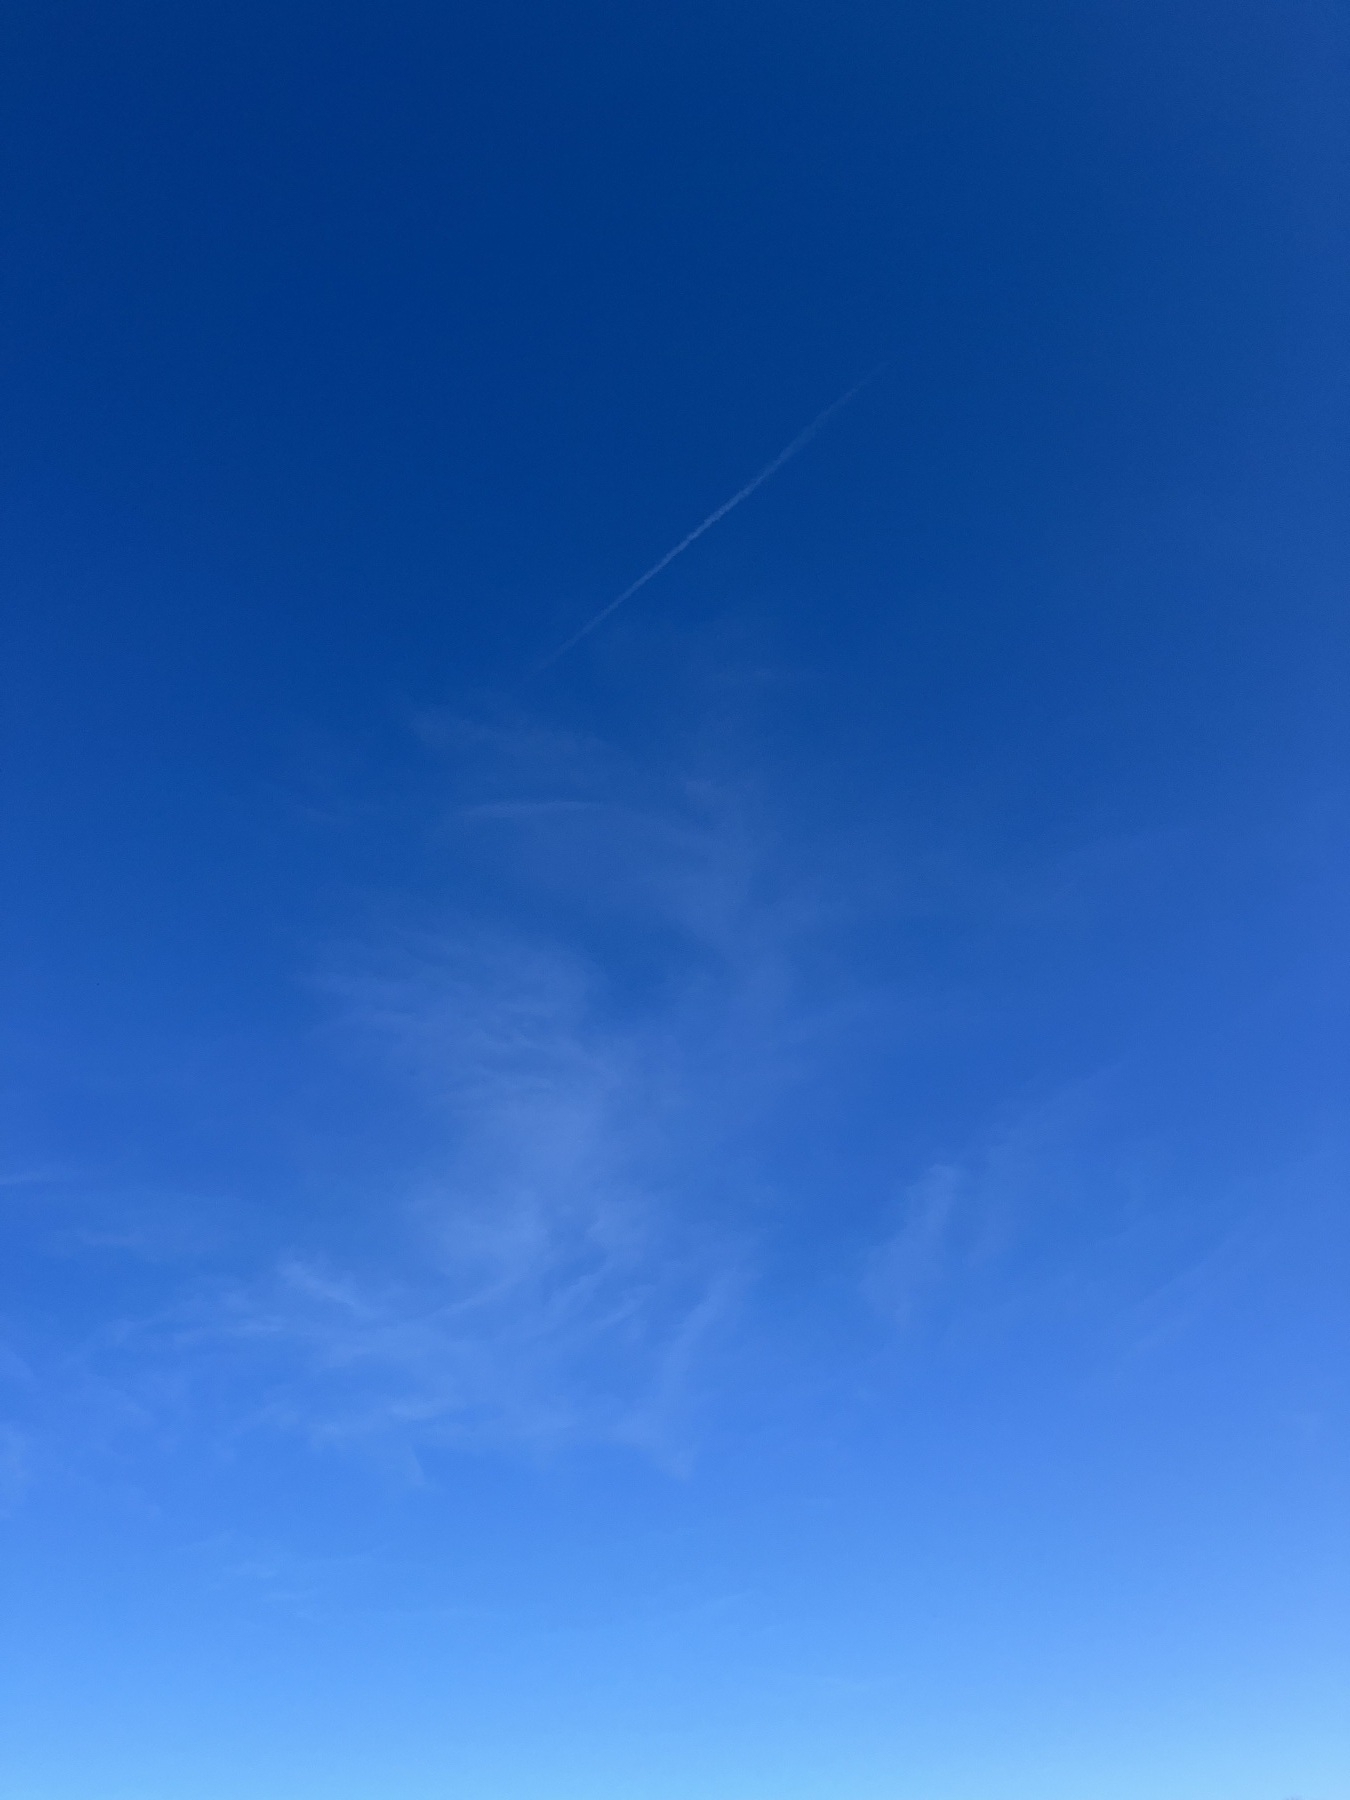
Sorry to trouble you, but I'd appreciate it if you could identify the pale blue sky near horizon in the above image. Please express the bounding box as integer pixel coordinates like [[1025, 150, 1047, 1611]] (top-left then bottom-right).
[[1, 1, 1348, 1796]]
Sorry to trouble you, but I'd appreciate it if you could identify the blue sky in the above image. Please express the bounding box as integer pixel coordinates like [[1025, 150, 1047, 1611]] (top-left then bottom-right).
[[1, 1, 1348, 1796]]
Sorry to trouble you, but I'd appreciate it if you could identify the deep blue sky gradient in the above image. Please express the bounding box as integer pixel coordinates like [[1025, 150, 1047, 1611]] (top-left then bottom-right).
[[2, 3, 1348, 1796]]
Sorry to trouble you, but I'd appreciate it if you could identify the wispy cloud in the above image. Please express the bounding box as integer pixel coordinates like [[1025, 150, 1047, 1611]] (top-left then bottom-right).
[[862, 1078, 1267, 1357], [193, 932, 752, 1463], [0, 1424, 28, 1514], [3, 718, 862, 1480], [6, 715, 1290, 1485], [864, 1161, 966, 1327], [163, 722, 831, 1465]]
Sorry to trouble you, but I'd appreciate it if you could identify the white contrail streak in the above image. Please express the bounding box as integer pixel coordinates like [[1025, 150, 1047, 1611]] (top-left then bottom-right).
[[532, 365, 885, 673]]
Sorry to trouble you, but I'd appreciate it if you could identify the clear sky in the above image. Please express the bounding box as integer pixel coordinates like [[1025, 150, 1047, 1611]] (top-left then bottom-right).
[[2, 3, 1348, 1797]]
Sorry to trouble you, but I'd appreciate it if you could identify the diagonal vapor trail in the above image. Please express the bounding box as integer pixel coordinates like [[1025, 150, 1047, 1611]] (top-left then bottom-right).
[[531, 365, 886, 674]]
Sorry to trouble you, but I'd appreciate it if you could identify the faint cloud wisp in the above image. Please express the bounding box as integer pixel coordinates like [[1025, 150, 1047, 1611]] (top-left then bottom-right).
[[189, 720, 818, 1468]]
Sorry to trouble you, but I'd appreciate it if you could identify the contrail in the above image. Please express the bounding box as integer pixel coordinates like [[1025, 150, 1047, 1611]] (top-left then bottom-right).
[[532, 364, 885, 673]]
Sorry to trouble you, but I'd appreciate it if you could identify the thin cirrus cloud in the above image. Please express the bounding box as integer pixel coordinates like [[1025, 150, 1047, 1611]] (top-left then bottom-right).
[[3, 721, 831, 1479], [4, 716, 1245, 1482], [164, 721, 845, 1467], [211, 942, 754, 1464]]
